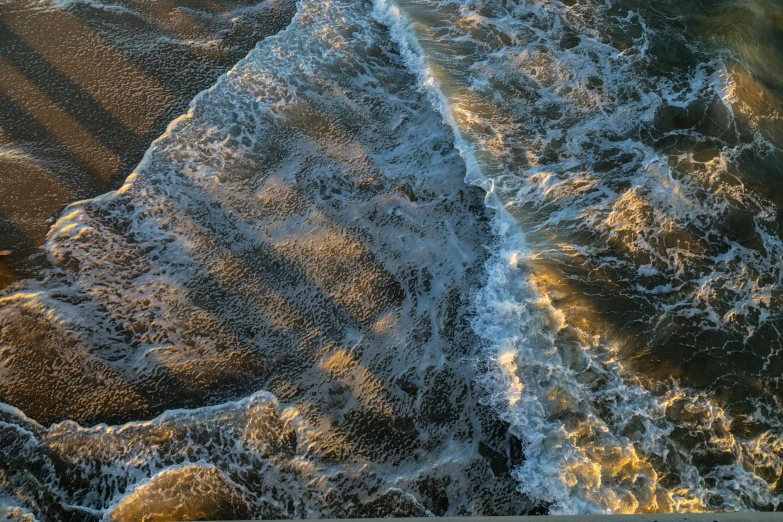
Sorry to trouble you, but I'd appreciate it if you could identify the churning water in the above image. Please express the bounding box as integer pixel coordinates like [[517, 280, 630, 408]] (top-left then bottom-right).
[[1, 0, 783, 518]]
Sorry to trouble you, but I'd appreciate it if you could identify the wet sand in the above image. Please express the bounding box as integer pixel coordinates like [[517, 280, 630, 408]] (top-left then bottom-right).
[[0, 0, 297, 288]]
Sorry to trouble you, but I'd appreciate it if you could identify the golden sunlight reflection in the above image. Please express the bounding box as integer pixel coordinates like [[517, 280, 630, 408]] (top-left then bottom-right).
[[0, 292, 149, 422], [110, 465, 251, 521], [0, 149, 73, 242], [1, 9, 172, 137], [386, 0, 783, 512], [0, 56, 122, 178]]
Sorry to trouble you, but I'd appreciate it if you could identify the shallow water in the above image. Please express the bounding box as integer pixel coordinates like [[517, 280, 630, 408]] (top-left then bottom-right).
[[1, 0, 783, 518], [0, 0, 297, 285]]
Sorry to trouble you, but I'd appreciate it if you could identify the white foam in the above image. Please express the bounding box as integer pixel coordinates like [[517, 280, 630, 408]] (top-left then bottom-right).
[[2, 0, 782, 515], [29, 0, 137, 15], [371, 0, 783, 513], [0, 0, 524, 516]]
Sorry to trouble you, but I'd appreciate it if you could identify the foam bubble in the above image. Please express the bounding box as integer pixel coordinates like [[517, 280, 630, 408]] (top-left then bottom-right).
[[372, 0, 783, 512], [0, 0, 532, 515]]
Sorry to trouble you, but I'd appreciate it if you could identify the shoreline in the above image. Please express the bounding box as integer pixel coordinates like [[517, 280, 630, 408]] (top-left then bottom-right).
[[0, 0, 298, 289]]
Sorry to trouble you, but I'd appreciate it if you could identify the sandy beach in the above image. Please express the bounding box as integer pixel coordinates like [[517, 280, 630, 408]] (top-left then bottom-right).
[[0, 0, 296, 288]]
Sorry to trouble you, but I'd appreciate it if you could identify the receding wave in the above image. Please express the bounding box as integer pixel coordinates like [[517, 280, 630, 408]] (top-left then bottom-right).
[[0, 0, 530, 518]]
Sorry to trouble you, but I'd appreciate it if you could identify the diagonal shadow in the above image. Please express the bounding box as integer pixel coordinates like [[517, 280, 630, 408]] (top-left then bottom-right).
[[0, 23, 156, 170], [0, 0, 299, 295]]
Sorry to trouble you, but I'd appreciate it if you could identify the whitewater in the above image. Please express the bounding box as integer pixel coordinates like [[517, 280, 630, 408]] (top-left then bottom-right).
[[2, 0, 783, 518]]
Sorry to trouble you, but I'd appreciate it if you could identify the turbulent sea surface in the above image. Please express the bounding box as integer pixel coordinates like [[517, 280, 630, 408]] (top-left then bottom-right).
[[2, 0, 783, 519]]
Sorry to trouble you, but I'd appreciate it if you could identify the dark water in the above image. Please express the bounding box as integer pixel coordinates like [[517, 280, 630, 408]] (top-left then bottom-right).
[[1, 0, 783, 518]]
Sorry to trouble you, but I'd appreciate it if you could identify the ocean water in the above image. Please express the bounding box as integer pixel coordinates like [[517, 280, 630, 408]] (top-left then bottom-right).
[[1, 0, 783, 519]]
